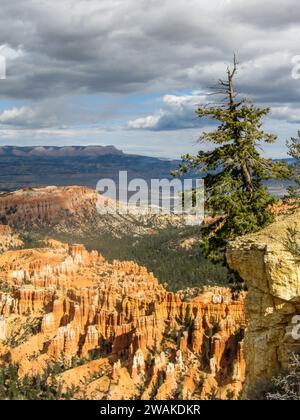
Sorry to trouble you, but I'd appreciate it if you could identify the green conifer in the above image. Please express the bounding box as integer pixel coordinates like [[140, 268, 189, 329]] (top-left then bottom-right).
[[173, 56, 289, 261]]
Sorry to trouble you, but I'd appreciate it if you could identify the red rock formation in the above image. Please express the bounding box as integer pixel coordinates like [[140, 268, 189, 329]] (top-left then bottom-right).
[[0, 186, 98, 227], [0, 224, 22, 252], [0, 240, 246, 399]]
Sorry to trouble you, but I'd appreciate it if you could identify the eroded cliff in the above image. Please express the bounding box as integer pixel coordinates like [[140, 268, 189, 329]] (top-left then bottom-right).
[[227, 209, 300, 396]]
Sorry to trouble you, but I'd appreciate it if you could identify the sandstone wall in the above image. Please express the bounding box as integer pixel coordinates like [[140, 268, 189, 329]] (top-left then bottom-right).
[[227, 210, 300, 396], [0, 186, 98, 226]]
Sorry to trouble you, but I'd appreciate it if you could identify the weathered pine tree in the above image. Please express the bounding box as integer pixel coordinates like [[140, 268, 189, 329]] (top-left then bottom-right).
[[173, 56, 289, 262], [285, 131, 300, 205]]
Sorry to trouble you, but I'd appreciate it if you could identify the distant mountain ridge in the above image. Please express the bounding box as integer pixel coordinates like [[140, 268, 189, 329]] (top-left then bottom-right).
[[0, 145, 123, 157], [0, 146, 292, 194], [0, 146, 180, 192]]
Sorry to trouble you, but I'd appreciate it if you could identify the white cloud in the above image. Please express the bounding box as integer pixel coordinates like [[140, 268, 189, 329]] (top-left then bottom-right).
[[128, 115, 161, 129], [271, 105, 300, 123], [128, 92, 209, 130], [0, 106, 37, 125], [0, 100, 67, 128]]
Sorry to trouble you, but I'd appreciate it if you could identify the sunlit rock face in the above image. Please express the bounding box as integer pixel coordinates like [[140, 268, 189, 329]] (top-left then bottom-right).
[[0, 186, 98, 227], [227, 209, 300, 397], [0, 186, 186, 241], [0, 239, 245, 399]]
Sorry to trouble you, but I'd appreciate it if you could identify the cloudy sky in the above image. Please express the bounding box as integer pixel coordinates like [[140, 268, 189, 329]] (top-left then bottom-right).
[[0, 0, 300, 158]]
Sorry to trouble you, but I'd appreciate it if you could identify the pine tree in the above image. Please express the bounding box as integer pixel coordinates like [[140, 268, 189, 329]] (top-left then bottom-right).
[[285, 132, 300, 205], [173, 56, 289, 262]]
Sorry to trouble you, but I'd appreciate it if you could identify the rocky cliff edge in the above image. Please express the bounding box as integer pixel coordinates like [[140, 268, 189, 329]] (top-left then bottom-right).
[[226, 209, 300, 396]]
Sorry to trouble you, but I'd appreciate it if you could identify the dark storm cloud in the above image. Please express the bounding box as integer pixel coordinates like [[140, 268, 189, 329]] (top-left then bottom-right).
[[0, 0, 299, 144], [0, 0, 299, 101], [228, 0, 300, 29]]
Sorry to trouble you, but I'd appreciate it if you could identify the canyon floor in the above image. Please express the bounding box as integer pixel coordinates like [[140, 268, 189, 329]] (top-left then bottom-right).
[[0, 186, 246, 400], [0, 236, 245, 400], [1, 185, 299, 400]]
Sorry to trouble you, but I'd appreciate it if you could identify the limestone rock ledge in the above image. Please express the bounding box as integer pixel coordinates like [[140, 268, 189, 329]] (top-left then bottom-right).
[[226, 210, 300, 396]]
